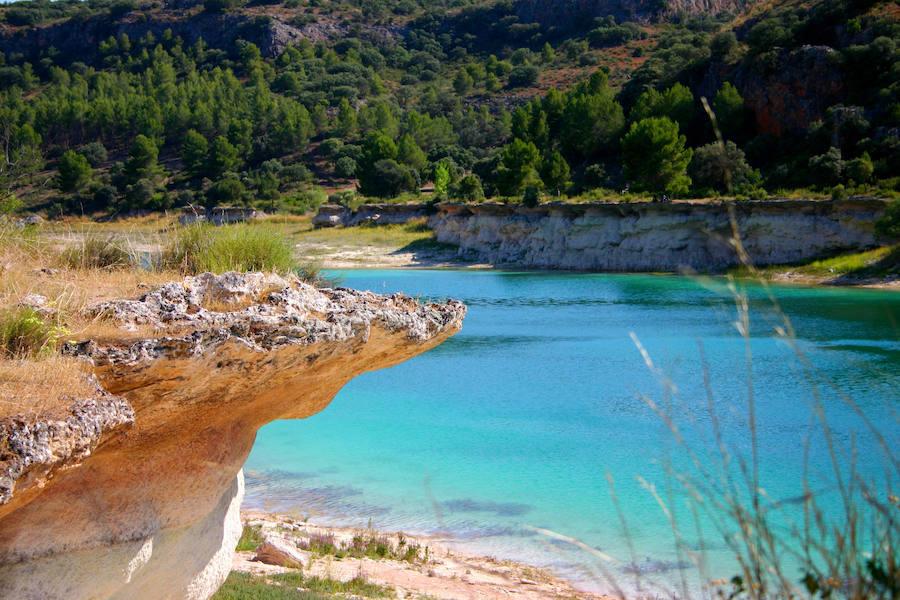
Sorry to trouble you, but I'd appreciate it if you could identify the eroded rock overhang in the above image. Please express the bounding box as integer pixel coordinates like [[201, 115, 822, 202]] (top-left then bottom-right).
[[0, 272, 466, 600]]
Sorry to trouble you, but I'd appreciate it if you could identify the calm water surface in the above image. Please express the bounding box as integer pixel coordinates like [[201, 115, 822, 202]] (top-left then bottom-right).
[[245, 270, 899, 593]]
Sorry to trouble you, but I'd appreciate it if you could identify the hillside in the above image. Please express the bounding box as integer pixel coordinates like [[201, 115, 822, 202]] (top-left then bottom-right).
[[0, 0, 897, 218]]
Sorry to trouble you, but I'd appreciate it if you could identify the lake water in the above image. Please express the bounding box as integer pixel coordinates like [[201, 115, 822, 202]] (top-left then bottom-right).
[[244, 270, 899, 594]]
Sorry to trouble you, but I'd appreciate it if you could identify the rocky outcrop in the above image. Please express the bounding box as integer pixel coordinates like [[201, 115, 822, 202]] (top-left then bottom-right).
[[0, 384, 133, 506], [733, 45, 845, 136], [0, 272, 465, 600], [0, 11, 335, 63], [429, 198, 888, 272], [252, 534, 310, 568], [313, 203, 432, 228]]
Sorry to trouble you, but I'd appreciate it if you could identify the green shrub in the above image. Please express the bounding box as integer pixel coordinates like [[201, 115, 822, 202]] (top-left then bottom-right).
[[235, 525, 263, 552], [507, 65, 539, 88], [0, 307, 67, 358], [60, 237, 133, 270], [211, 572, 328, 600], [162, 224, 297, 275], [282, 187, 327, 215], [875, 199, 900, 239], [522, 184, 543, 207]]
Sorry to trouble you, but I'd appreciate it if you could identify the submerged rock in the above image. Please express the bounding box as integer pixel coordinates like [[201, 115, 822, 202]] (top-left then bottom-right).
[[0, 272, 465, 600]]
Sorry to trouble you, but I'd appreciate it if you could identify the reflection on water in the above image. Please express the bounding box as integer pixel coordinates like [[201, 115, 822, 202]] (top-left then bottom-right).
[[246, 270, 900, 594]]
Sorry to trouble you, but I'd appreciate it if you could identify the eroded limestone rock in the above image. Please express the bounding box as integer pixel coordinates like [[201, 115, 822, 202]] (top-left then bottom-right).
[[253, 534, 310, 569], [0, 273, 465, 600], [429, 198, 888, 272]]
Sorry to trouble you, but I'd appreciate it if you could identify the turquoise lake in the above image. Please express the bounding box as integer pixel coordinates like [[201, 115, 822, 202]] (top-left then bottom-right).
[[244, 270, 899, 594]]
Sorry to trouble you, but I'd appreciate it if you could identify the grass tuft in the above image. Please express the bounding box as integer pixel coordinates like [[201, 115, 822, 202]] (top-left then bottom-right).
[[235, 525, 265, 552], [0, 307, 67, 359], [271, 572, 392, 597], [162, 224, 299, 276], [211, 571, 392, 600], [297, 530, 426, 564], [211, 572, 329, 600], [59, 236, 134, 270]]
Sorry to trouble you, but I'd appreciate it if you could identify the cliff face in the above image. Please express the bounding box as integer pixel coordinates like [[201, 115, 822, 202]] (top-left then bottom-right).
[[0, 272, 465, 600], [429, 199, 887, 272]]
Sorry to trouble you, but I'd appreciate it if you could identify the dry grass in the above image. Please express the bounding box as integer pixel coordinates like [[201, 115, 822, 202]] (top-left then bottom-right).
[[0, 223, 179, 419], [0, 356, 97, 419]]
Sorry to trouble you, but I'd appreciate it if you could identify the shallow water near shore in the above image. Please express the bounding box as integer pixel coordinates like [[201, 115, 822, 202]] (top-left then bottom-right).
[[245, 270, 900, 594]]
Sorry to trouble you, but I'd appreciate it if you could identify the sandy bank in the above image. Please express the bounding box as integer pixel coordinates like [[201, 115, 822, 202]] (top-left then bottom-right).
[[236, 510, 610, 600]]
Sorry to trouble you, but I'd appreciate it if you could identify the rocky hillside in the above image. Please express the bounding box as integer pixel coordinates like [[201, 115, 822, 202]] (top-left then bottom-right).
[[0, 0, 896, 217], [513, 0, 759, 27]]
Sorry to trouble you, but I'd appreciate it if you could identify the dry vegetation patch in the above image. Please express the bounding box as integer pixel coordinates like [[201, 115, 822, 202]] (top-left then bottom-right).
[[0, 223, 177, 418], [0, 356, 98, 419]]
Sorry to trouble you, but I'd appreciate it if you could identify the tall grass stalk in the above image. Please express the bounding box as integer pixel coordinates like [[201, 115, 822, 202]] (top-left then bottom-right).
[[527, 211, 896, 599], [59, 235, 135, 270]]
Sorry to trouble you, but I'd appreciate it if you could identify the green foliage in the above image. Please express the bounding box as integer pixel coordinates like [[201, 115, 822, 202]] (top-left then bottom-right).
[[711, 82, 746, 139], [433, 163, 450, 198], [508, 65, 539, 88], [207, 175, 247, 206], [357, 132, 405, 197], [79, 142, 108, 167], [453, 69, 474, 94], [588, 20, 645, 48], [689, 141, 760, 194], [397, 134, 427, 173], [1, 0, 897, 211], [875, 199, 900, 239], [208, 136, 241, 179], [182, 130, 209, 178], [235, 525, 263, 552], [621, 117, 692, 196], [282, 187, 327, 214], [0, 195, 23, 215], [497, 139, 542, 196], [521, 183, 543, 207], [56, 150, 92, 193], [450, 174, 484, 201], [540, 150, 570, 195], [123, 135, 161, 185], [211, 572, 329, 600], [336, 99, 357, 137], [163, 224, 298, 275], [334, 156, 357, 179], [808, 147, 845, 187], [0, 307, 66, 359], [846, 152, 874, 184], [630, 83, 694, 132], [365, 159, 419, 198], [559, 75, 625, 160]]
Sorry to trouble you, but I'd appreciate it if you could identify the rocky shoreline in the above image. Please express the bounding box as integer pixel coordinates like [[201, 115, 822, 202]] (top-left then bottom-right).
[[234, 510, 608, 600]]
